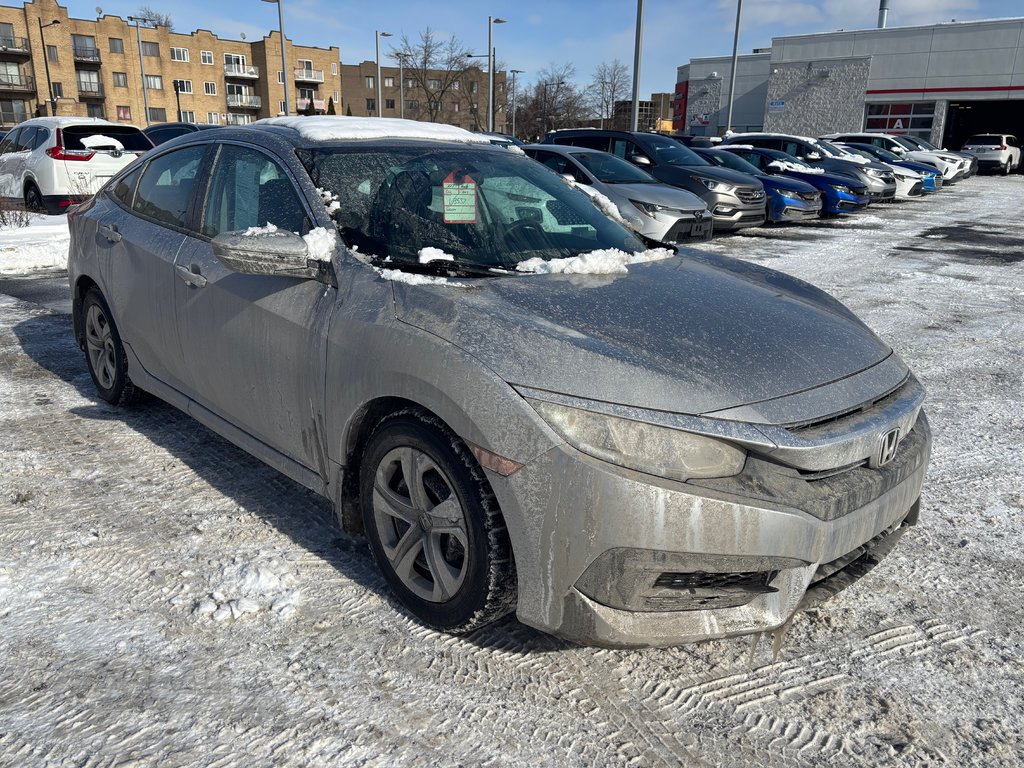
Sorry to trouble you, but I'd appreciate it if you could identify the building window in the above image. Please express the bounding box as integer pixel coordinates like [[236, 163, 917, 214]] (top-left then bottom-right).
[[52, 82, 63, 98], [469, 81, 478, 94], [170, 47, 189, 62], [113, 71, 128, 87], [46, 45, 57, 62], [405, 78, 415, 90], [428, 78, 441, 90], [406, 99, 418, 110], [452, 101, 460, 112], [172, 79, 193, 94], [116, 105, 131, 120], [145, 75, 163, 90], [277, 70, 284, 84], [452, 80, 460, 90], [181, 110, 196, 123], [201, 50, 213, 65], [385, 98, 395, 110], [147, 107, 167, 122], [865, 102, 935, 139], [333, 91, 340, 102], [364, 75, 374, 89], [141, 41, 160, 57], [204, 81, 217, 96], [207, 111, 220, 125], [383, 76, 394, 88], [87, 103, 104, 118], [366, 98, 376, 112], [109, 37, 124, 54], [331, 62, 338, 75], [297, 58, 313, 70], [279, 100, 286, 114]]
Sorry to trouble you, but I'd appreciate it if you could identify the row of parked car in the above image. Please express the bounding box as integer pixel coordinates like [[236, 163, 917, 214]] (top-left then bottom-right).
[[515, 127, 1010, 246]]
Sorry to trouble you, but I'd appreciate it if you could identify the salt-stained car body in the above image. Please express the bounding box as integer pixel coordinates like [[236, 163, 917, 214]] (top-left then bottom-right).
[[523, 143, 713, 242], [67, 116, 930, 648], [0, 116, 152, 213]]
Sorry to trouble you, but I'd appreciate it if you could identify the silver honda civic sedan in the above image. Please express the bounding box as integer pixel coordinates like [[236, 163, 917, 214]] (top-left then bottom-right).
[[68, 117, 930, 647]]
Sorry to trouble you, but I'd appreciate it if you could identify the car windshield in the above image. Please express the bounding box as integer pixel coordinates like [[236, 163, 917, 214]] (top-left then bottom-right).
[[645, 136, 710, 167], [702, 150, 759, 175], [760, 149, 815, 170], [839, 146, 874, 161], [301, 145, 646, 270], [891, 136, 919, 151], [63, 125, 153, 152], [863, 145, 901, 162], [570, 151, 656, 183], [814, 139, 848, 157]]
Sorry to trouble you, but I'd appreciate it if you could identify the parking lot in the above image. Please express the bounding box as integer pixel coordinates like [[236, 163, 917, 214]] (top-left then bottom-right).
[[1, 175, 1022, 767]]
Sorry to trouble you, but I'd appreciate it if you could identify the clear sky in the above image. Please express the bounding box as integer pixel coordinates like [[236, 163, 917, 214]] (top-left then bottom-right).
[[85, 0, 1022, 95]]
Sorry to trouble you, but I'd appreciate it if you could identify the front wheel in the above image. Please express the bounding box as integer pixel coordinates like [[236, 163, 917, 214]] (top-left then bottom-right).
[[81, 288, 143, 405], [360, 409, 516, 633]]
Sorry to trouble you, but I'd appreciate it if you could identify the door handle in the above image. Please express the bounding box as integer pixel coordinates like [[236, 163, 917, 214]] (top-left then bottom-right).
[[99, 223, 121, 243], [175, 264, 208, 288]]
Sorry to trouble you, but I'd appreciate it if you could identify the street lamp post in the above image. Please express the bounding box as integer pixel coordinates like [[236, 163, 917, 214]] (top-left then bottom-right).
[[630, 0, 643, 131], [36, 18, 60, 117], [724, 0, 744, 133], [375, 31, 392, 117], [487, 16, 507, 132], [127, 16, 152, 126], [509, 69, 524, 138], [395, 53, 406, 119], [262, 0, 290, 116]]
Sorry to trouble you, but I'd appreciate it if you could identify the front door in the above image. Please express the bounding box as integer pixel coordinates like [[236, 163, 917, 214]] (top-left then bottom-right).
[[173, 142, 332, 470]]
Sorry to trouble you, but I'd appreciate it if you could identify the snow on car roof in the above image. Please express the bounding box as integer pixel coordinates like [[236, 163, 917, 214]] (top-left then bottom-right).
[[257, 116, 491, 144], [728, 131, 820, 143]]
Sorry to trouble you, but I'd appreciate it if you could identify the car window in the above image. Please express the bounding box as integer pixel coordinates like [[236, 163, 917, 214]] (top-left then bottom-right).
[[0, 128, 18, 154], [532, 150, 577, 180], [611, 139, 651, 165], [552, 134, 610, 151], [748, 137, 781, 151], [733, 150, 767, 170], [63, 125, 153, 152], [780, 140, 807, 157], [132, 145, 207, 229], [110, 165, 143, 208], [202, 144, 309, 237], [15, 127, 37, 151], [32, 128, 50, 150], [571, 151, 655, 183]]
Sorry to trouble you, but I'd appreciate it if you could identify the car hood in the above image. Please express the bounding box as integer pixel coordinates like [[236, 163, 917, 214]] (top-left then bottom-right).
[[783, 169, 865, 190], [393, 250, 897, 422], [601, 181, 707, 211], [759, 175, 818, 194], [655, 164, 764, 189]]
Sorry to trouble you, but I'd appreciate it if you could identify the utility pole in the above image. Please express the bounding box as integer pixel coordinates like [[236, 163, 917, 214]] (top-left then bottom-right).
[[510, 69, 524, 138], [630, 0, 643, 131], [724, 0, 743, 133], [37, 18, 60, 117], [127, 16, 151, 126]]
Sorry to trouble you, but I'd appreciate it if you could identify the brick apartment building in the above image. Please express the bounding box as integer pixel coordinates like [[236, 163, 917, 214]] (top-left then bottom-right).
[[0, 0, 340, 128], [340, 60, 507, 133]]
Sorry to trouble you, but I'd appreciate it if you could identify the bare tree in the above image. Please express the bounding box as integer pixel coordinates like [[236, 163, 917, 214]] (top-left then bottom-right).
[[391, 28, 472, 124], [587, 59, 631, 128], [134, 6, 172, 29], [514, 63, 589, 140]]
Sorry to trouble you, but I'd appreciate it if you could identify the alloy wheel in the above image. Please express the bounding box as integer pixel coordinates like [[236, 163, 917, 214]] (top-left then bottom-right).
[[85, 303, 118, 390]]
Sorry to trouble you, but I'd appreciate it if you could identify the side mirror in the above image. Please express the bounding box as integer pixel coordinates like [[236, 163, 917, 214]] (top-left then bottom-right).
[[212, 229, 333, 283], [632, 155, 652, 167], [803, 151, 822, 161]]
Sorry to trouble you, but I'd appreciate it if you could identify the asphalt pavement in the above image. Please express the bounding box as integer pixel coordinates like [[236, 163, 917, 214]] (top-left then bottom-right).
[[0, 271, 70, 314]]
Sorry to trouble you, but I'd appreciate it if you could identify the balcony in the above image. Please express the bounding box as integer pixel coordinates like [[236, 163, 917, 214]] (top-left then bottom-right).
[[294, 67, 324, 83], [226, 94, 262, 109], [73, 45, 101, 64], [224, 63, 259, 79], [77, 81, 104, 99], [296, 98, 325, 113], [0, 36, 30, 56], [0, 74, 34, 93]]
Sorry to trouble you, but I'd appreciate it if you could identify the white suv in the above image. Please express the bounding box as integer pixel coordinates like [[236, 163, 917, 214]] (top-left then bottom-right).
[[0, 117, 152, 214], [961, 134, 1021, 175]]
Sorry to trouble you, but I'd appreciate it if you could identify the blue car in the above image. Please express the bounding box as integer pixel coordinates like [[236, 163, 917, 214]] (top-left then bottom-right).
[[695, 148, 821, 223], [838, 142, 943, 193], [720, 146, 871, 216]]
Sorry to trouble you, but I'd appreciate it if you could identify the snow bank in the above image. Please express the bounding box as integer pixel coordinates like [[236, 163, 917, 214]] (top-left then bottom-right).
[[516, 247, 675, 275], [0, 214, 69, 274], [194, 560, 300, 622], [302, 227, 337, 262], [258, 116, 491, 144], [418, 246, 455, 264]]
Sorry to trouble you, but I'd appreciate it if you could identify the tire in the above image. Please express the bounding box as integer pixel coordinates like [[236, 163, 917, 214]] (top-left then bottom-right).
[[359, 408, 517, 633], [24, 182, 44, 213], [1002, 160, 1011, 176], [81, 288, 144, 405]]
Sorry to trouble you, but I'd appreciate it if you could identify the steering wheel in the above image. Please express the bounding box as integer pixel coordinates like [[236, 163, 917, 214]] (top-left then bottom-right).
[[503, 219, 546, 249]]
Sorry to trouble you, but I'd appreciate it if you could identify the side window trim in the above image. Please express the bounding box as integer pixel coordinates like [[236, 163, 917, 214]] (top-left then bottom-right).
[[128, 143, 211, 234]]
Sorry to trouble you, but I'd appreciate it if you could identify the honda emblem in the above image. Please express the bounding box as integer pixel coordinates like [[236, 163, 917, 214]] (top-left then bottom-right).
[[872, 428, 901, 468]]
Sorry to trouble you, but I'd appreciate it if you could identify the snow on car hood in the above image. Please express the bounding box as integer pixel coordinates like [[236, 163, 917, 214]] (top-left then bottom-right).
[[393, 250, 897, 420]]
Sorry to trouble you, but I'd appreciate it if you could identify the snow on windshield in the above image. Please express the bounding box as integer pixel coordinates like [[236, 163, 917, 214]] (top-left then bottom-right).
[[374, 267, 467, 288], [516, 247, 675, 275], [258, 116, 491, 144]]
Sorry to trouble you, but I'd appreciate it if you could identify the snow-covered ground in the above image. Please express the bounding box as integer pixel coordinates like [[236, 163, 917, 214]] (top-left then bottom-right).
[[1, 176, 1022, 766], [0, 214, 69, 274]]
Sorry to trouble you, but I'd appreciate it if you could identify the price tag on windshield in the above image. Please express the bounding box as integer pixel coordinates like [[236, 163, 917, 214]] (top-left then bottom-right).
[[442, 171, 478, 224]]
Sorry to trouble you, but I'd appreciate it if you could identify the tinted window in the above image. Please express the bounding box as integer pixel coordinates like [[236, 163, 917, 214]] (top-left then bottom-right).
[[15, 126, 37, 151], [110, 165, 142, 206], [0, 128, 18, 154], [32, 128, 50, 150], [552, 134, 610, 151], [702, 149, 759, 175], [571, 151, 655, 183], [133, 145, 206, 228], [637, 135, 709, 167], [730, 150, 768, 170], [749, 137, 783, 151], [202, 145, 308, 237], [530, 150, 579, 180], [965, 134, 1000, 144], [610, 138, 650, 165], [63, 125, 153, 152]]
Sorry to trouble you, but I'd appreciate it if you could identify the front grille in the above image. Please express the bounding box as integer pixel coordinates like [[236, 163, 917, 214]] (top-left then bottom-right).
[[737, 187, 765, 203], [654, 570, 778, 592]]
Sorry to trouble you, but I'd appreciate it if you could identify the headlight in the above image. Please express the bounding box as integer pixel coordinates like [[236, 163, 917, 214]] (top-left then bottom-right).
[[630, 199, 664, 218], [833, 184, 854, 194], [529, 399, 746, 481], [894, 173, 909, 181], [865, 168, 883, 177], [693, 176, 736, 194]]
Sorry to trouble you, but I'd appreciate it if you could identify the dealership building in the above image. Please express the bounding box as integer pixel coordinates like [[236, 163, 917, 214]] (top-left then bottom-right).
[[674, 16, 1024, 148]]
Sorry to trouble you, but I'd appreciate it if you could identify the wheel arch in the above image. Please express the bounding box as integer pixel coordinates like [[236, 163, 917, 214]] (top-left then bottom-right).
[[71, 275, 100, 350]]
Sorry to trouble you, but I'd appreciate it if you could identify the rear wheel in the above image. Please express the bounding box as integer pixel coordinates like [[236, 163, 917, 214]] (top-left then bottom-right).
[[24, 183, 43, 213], [81, 288, 143, 405], [360, 409, 516, 633]]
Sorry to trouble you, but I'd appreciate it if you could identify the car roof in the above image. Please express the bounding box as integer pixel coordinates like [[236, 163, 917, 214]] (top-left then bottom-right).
[[524, 143, 605, 155], [15, 116, 124, 129]]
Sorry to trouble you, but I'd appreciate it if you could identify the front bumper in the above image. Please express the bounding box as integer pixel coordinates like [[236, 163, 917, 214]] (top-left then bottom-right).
[[495, 409, 930, 648], [768, 194, 822, 222]]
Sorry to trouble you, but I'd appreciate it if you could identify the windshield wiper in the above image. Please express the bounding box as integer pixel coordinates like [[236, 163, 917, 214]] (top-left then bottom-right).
[[369, 255, 510, 278]]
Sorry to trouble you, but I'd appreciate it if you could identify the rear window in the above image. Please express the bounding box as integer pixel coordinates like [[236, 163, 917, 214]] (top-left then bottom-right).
[[965, 135, 1001, 144], [62, 125, 153, 152]]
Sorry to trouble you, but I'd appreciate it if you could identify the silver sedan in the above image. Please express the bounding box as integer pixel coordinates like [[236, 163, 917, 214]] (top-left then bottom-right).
[[67, 117, 930, 647]]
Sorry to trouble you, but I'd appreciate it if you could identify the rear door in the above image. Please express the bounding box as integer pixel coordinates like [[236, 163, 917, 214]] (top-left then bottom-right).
[[1, 126, 34, 199], [172, 142, 331, 470]]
